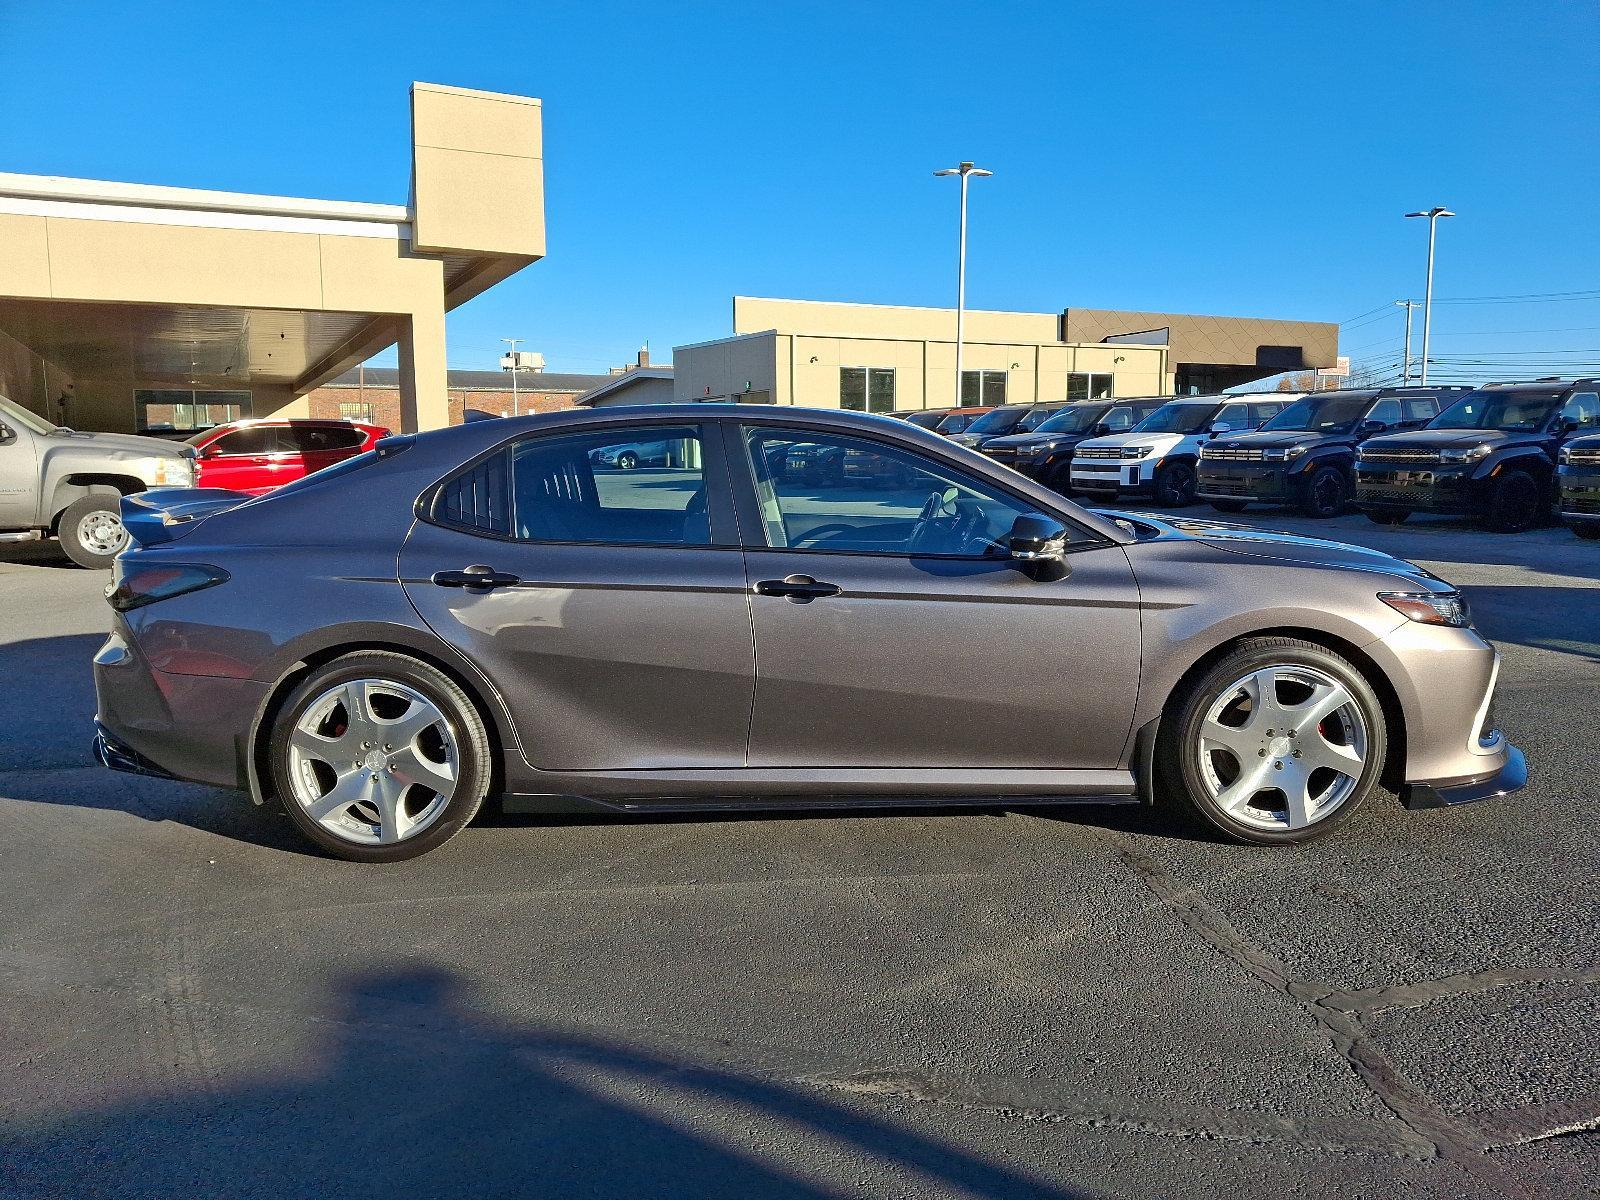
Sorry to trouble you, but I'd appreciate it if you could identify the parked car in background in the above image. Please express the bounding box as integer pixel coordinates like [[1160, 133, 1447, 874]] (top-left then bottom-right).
[[947, 402, 1071, 449], [1071, 394, 1291, 507], [1197, 386, 1465, 518], [188, 419, 387, 496], [933, 405, 998, 435], [891, 409, 950, 430], [1559, 432, 1600, 539], [979, 397, 1169, 492], [0, 392, 194, 568], [96, 403, 1524, 861], [588, 438, 682, 471], [1355, 379, 1600, 531]]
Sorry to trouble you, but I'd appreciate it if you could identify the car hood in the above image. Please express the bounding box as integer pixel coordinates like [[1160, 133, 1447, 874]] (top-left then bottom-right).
[[1077, 431, 1182, 452], [987, 430, 1090, 451], [1362, 428, 1519, 452], [1207, 430, 1335, 452], [1094, 508, 1444, 585], [49, 429, 188, 457]]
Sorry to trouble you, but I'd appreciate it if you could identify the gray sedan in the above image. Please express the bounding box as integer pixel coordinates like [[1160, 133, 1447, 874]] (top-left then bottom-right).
[[93, 405, 1524, 860]]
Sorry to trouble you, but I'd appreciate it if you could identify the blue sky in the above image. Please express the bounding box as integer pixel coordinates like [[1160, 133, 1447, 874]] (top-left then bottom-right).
[[3, 1, 1597, 383]]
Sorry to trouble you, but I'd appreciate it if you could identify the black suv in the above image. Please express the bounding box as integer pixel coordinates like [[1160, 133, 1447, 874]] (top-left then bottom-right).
[[945, 402, 1068, 449], [1558, 422, 1600, 540], [978, 396, 1169, 492], [1197, 386, 1466, 518], [1355, 379, 1600, 532]]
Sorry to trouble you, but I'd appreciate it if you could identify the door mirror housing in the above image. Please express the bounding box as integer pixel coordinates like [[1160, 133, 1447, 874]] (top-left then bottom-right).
[[1357, 419, 1386, 438], [1210, 421, 1233, 434], [1007, 513, 1070, 581]]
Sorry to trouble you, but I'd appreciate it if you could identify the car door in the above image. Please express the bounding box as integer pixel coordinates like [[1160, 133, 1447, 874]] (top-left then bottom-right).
[[399, 420, 756, 772], [198, 426, 281, 493], [726, 421, 1142, 770], [283, 424, 367, 486]]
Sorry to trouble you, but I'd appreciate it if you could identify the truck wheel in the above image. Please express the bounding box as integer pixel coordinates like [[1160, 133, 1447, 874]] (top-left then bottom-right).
[[1154, 462, 1198, 507], [1483, 470, 1541, 533], [1365, 509, 1410, 526], [1299, 465, 1350, 519], [59, 495, 130, 569]]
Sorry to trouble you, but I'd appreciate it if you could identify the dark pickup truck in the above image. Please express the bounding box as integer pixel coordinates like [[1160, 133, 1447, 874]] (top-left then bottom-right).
[[1197, 386, 1465, 518], [1354, 379, 1600, 532], [1559, 432, 1600, 540]]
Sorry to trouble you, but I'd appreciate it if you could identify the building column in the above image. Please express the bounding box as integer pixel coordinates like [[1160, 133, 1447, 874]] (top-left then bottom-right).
[[396, 291, 449, 432]]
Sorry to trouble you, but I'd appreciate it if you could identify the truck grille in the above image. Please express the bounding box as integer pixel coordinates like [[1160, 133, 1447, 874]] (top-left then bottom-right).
[[984, 447, 1017, 459], [1360, 448, 1440, 464], [1204, 448, 1267, 461], [1360, 486, 1419, 504], [1203, 480, 1252, 496], [1566, 449, 1600, 467], [1075, 446, 1123, 460], [1567, 496, 1600, 514]]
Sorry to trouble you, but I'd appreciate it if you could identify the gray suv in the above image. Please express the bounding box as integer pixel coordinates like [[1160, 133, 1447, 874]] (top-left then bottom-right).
[[0, 393, 195, 567], [93, 405, 1524, 861]]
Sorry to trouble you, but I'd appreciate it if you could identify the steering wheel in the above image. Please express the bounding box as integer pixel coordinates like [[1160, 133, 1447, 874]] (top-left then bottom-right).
[[907, 487, 962, 554], [790, 522, 860, 549]]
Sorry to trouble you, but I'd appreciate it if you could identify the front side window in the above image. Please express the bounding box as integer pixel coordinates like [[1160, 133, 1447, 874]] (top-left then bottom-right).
[[744, 426, 1037, 557], [840, 367, 896, 414], [1018, 404, 1065, 432], [1262, 395, 1373, 432], [1562, 392, 1600, 429], [960, 370, 1008, 406], [1403, 397, 1440, 422], [963, 405, 1027, 435], [1066, 372, 1113, 401], [1035, 404, 1109, 435], [1429, 390, 1563, 432], [209, 427, 281, 456], [435, 425, 711, 546]]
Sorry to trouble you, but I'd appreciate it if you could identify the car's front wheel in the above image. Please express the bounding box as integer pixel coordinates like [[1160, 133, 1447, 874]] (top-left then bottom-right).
[[1299, 464, 1350, 519], [1483, 469, 1542, 533], [617, 451, 639, 470], [58, 495, 131, 569], [1153, 461, 1198, 507], [268, 652, 491, 861], [1157, 637, 1387, 844]]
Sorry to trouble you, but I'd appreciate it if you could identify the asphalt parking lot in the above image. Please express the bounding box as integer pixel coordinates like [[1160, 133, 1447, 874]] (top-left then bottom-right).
[[1, 506, 1596, 1200]]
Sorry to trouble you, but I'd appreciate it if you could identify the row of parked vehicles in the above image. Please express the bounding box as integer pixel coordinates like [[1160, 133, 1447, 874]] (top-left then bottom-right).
[[895, 376, 1600, 537]]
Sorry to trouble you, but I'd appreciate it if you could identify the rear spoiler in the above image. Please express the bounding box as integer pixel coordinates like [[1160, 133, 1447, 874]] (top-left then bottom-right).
[[121, 488, 254, 547]]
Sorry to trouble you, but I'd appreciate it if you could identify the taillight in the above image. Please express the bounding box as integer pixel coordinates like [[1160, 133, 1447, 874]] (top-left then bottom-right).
[[105, 563, 230, 612]]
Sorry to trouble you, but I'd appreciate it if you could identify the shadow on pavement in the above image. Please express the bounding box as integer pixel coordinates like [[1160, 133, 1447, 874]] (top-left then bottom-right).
[[0, 964, 1092, 1200]]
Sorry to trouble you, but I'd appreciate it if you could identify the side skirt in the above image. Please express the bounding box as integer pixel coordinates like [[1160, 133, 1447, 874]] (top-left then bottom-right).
[[500, 791, 1140, 817]]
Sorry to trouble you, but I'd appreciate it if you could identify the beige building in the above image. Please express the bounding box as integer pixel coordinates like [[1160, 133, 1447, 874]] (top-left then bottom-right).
[[674, 297, 1338, 412], [0, 82, 544, 435]]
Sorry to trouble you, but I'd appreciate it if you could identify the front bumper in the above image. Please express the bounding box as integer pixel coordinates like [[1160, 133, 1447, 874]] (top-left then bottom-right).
[[1400, 746, 1528, 810], [1070, 459, 1155, 497], [1558, 467, 1600, 523], [1355, 464, 1481, 513], [1197, 462, 1298, 504]]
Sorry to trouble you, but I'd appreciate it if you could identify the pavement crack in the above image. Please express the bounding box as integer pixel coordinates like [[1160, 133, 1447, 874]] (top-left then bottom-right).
[[1311, 967, 1600, 1016]]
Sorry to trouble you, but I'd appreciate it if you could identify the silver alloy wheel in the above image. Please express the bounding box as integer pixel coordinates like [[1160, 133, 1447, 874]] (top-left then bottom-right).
[[77, 510, 129, 556], [1196, 664, 1368, 831], [286, 678, 458, 846]]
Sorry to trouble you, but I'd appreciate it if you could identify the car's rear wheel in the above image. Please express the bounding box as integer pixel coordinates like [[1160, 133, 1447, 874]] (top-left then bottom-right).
[[1573, 522, 1600, 541], [1153, 461, 1197, 507], [1365, 508, 1410, 525], [617, 451, 639, 470], [1208, 499, 1248, 514], [1483, 469, 1542, 533], [1157, 637, 1386, 844], [59, 495, 130, 569], [268, 652, 491, 861], [1299, 464, 1349, 519]]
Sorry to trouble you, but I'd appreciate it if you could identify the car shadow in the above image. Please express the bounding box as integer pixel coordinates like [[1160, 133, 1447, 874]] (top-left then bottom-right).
[[2, 963, 1093, 1199], [0, 540, 77, 569]]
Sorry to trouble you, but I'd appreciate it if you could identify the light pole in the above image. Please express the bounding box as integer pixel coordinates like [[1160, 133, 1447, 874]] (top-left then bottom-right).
[[1394, 299, 1416, 383], [501, 336, 523, 417], [934, 161, 992, 407], [1404, 207, 1454, 385]]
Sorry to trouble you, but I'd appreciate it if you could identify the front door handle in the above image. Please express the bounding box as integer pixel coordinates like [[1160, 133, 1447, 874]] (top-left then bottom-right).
[[754, 574, 842, 602], [431, 564, 521, 591]]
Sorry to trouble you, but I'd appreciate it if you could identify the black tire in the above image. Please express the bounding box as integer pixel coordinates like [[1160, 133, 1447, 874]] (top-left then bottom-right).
[[1208, 499, 1249, 514], [1155, 637, 1387, 845], [1365, 509, 1410, 526], [1573, 522, 1600, 541], [267, 651, 492, 862], [1483, 469, 1541, 533], [617, 451, 639, 471], [1153, 461, 1198, 507], [1299, 464, 1350, 519], [58, 494, 130, 569]]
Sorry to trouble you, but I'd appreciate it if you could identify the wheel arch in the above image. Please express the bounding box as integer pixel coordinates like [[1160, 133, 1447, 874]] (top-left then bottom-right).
[[49, 474, 146, 531]]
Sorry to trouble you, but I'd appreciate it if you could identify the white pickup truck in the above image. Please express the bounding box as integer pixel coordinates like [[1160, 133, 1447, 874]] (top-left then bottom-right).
[[0, 393, 195, 567]]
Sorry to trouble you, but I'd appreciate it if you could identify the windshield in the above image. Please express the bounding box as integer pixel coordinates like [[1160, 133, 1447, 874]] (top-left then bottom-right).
[[1017, 405, 1060, 432], [963, 406, 1026, 434], [0, 394, 60, 437], [1035, 404, 1109, 434], [1262, 395, 1373, 433], [1429, 390, 1562, 432], [936, 410, 980, 433], [1132, 402, 1217, 435]]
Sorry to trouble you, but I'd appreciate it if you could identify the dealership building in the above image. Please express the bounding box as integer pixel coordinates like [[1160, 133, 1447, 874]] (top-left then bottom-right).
[[0, 82, 544, 436], [672, 297, 1339, 411]]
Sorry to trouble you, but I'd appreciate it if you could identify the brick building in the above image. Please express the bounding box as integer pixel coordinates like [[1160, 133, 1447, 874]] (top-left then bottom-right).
[[302, 366, 612, 429]]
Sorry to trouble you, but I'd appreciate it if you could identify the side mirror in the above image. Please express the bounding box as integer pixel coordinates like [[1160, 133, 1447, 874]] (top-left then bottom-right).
[[0, 422, 14, 446], [1357, 419, 1386, 438], [1210, 421, 1233, 434], [1008, 513, 1070, 581], [1557, 416, 1580, 436]]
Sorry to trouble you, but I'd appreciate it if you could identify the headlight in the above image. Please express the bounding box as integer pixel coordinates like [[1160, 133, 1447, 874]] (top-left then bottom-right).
[[149, 457, 194, 487], [1378, 590, 1471, 628], [1439, 445, 1491, 464], [1121, 446, 1153, 460], [1263, 446, 1309, 462]]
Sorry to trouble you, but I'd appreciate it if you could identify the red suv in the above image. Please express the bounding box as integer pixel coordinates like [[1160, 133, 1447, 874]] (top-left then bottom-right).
[[186, 419, 388, 495]]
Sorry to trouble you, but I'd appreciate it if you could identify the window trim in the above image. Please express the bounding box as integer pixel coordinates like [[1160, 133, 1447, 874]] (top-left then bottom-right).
[[720, 418, 1115, 562], [418, 419, 742, 550]]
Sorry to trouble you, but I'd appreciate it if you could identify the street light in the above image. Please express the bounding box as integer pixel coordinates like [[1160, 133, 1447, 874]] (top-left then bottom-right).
[[1404, 207, 1454, 385], [934, 161, 992, 407]]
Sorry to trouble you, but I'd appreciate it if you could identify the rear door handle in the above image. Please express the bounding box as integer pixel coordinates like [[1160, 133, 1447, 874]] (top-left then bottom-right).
[[753, 574, 842, 602], [431, 564, 521, 591]]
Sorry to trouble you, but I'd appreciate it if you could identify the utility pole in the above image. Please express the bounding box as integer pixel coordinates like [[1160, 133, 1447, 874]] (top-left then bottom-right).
[[501, 337, 523, 417], [934, 162, 992, 407], [1405, 207, 1454, 385], [1394, 300, 1416, 383]]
